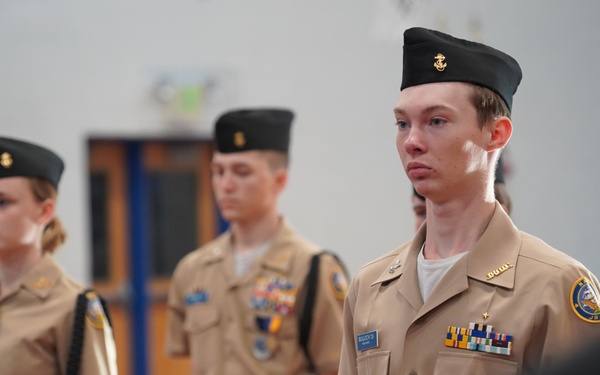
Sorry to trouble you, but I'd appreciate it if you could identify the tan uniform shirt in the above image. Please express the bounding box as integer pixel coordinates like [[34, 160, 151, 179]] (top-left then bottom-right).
[[339, 203, 600, 375], [0, 254, 117, 375], [166, 220, 347, 374]]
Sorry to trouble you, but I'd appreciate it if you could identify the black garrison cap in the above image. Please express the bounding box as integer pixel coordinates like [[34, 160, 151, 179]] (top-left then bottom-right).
[[401, 27, 522, 111], [214, 108, 294, 153], [0, 137, 65, 188]]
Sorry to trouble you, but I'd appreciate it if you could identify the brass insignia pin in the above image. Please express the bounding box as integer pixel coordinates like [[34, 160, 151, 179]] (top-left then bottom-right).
[[486, 262, 514, 280], [483, 312, 490, 320], [1, 152, 13, 168], [233, 131, 246, 148], [434, 53, 447, 72], [389, 259, 401, 274], [33, 277, 54, 288]]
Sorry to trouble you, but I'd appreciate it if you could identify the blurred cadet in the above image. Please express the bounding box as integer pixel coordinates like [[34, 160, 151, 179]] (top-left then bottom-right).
[[339, 27, 600, 375], [165, 108, 348, 375], [412, 154, 512, 232], [0, 137, 117, 375]]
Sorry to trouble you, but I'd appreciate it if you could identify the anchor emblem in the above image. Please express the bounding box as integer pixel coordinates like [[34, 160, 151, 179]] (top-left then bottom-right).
[[434, 53, 447, 72], [233, 131, 246, 148], [1, 152, 13, 168]]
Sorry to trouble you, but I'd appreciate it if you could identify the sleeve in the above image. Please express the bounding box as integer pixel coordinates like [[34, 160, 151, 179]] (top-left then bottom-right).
[[78, 292, 119, 375], [164, 265, 190, 356], [338, 275, 358, 375], [307, 253, 348, 374], [531, 265, 600, 373]]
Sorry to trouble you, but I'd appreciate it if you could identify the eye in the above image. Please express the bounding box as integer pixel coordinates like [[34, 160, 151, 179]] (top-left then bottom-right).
[[0, 199, 8, 208], [396, 120, 409, 129], [431, 117, 446, 126], [234, 166, 251, 177]]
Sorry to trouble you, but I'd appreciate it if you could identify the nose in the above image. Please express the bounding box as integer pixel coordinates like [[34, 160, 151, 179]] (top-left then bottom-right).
[[214, 170, 235, 192], [400, 126, 425, 156]]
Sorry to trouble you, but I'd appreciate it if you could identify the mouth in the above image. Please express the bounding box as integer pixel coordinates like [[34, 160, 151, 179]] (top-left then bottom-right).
[[406, 162, 430, 178]]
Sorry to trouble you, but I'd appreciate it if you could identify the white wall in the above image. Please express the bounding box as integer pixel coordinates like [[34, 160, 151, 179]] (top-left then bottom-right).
[[1, 0, 598, 284]]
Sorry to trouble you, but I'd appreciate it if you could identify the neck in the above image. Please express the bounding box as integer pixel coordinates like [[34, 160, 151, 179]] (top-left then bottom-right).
[[230, 212, 281, 253], [423, 197, 496, 260], [0, 246, 43, 296]]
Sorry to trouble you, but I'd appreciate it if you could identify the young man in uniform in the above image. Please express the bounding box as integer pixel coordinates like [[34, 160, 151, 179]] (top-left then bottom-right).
[[339, 27, 600, 375], [165, 108, 347, 375]]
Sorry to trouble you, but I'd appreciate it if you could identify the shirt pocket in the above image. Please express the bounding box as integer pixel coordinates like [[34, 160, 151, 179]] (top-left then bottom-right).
[[183, 304, 220, 334], [434, 351, 518, 375], [357, 350, 391, 375]]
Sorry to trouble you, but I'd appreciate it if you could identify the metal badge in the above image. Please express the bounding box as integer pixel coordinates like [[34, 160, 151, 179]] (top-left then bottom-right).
[[32, 276, 54, 288], [252, 335, 278, 361], [434, 53, 447, 72], [233, 131, 246, 148], [389, 259, 401, 274], [486, 262, 513, 280], [0, 152, 12, 168]]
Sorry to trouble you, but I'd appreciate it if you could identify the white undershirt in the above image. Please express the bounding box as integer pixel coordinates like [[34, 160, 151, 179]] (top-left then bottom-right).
[[417, 243, 467, 302], [234, 241, 272, 277]]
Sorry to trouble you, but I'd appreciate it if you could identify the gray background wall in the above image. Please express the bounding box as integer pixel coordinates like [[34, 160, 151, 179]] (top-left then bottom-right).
[[1, 0, 598, 283]]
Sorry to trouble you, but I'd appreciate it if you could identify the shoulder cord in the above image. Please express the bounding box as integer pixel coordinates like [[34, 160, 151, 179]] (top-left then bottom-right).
[[66, 289, 91, 375], [66, 289, 113, 375], [298, 250, 349, 371]]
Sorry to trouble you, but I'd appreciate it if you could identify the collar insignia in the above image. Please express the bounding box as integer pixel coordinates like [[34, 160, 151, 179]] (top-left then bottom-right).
[[33, 277, 54, 288], [486, 262, 513, 280]]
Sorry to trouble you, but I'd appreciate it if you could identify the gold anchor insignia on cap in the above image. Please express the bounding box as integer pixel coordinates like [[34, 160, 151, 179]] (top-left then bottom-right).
[[1, 152, 13, 168], [233, 131, 246, 148], [486, 262, 514, 280], [434, 53, 447, 72], [33, 277, 54, 288]]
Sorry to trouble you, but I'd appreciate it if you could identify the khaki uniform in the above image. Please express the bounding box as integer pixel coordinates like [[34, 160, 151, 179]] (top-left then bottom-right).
[[339, 203, 600, 375], [0, 254, 117, 375], [166, 220, 347, 374]]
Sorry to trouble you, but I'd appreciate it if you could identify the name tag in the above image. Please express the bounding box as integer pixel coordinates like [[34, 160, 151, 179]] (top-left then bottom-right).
[[185, 290, 209, 305], [357, 330, 379, 351]]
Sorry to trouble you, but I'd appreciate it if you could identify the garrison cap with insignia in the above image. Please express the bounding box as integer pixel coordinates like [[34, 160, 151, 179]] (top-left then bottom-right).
[[214, 108, 294, 153], [0, 137, 65, 188], [401, 27, 523, 112]]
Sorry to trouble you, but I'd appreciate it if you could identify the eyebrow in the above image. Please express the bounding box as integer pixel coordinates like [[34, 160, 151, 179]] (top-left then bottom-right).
[[394, 104, 455, 117]]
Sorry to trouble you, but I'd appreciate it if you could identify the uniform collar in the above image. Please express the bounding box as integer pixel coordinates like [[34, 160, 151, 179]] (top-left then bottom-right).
[[258, 220, 298, 274], [20, 254, 63, 299], [372, 202, 520, 290], [465, 202, 520, 289], [199, 218, 298, 275]]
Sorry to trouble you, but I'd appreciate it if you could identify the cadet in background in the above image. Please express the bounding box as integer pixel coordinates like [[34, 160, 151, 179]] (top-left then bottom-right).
[[0, 137, 117, 375], [165, 108, 348, 375]]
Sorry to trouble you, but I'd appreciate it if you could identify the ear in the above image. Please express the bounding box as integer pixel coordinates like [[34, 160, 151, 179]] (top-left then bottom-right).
[[273, 168, 288, 194], [487, 116, 513, 151], [36, 199, 56, 226]]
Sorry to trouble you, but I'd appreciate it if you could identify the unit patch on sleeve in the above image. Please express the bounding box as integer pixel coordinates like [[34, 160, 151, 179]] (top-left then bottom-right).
[[329, 271, 348, 300], [85, 291, 107, 330], [570, 276, 600, 323]]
